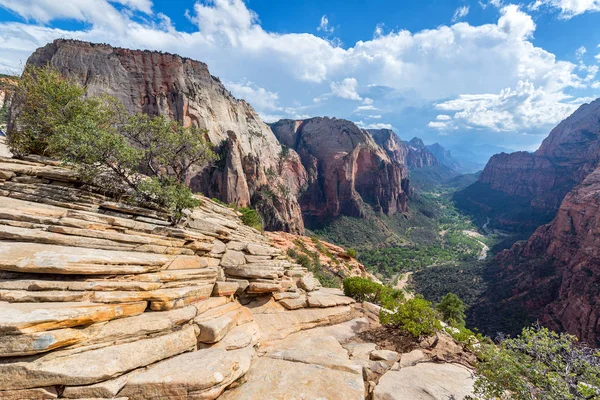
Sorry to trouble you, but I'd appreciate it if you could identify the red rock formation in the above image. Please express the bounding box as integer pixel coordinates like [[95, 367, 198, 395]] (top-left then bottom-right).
[[24, 40, 307, 233], [461, 99, 600, 229], [493, 165, 600, 345], [406, 137, 439, 169], [271, 118, 409, 225]]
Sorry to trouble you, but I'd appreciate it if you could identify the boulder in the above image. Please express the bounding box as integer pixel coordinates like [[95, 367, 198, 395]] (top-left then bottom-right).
[[298, 274, 321, 292], [372, 362, 475, 400], [118, 347, 254, 400]]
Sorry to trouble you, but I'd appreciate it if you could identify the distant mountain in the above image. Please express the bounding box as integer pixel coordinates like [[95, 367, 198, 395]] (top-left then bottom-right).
[[426, 143, 463, 172], [456, 98, 600, 232], [271, 118, 410, 227], [406, 137, 439, 168]]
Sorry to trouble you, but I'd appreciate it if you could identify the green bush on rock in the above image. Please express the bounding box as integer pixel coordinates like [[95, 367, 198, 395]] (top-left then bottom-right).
[[8, 65, 216, 223], [436, 292, 466, 327], [469, 326, 600, 400], [379, 295, 441, 339], [342, 277, 403, 308]]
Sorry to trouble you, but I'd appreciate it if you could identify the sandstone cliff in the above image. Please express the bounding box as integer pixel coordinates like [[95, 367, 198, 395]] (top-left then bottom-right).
[[23, 39, 307, 233], [480, 164, 600, 345], [271, 118, 409, 226], [458, 98, 600, 230], [406, 137, 439, 169]]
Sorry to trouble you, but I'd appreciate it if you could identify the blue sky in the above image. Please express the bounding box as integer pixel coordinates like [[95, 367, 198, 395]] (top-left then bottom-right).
[[1, 0, 599, 154]]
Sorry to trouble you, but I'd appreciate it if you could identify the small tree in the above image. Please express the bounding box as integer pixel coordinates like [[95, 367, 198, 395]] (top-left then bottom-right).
[[380, 295, 441, 339], [9, 65, 217, 223], [8, 65, 85, 156], [470, 326, 600, 400], [437, 292, 466, 327]]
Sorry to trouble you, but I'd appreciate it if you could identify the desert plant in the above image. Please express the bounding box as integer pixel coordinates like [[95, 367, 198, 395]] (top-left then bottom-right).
[[238, 207, 263, 231], [342, 277, 403, 308], [469, 326, 600, 400], [436, 292, 466, 327], [379, 295, 441, 339]]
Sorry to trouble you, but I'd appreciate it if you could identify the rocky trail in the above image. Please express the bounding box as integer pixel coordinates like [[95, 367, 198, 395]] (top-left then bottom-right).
[[0, 137, 475, 399]]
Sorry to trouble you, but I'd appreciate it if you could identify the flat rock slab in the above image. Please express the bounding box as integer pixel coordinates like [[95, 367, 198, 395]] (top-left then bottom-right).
[[222, 357, 364, 400], [264, 335, 361, 375], [0, 301, 147, 334], [0, 387, 58, 400], [0, 327, 86, 357], [307, 293, 354, 308], [373, 362, 475, 400], [119, 347, 253, 400], [0, 242, 171, 275], [0, 325, 196, 390], [253, 306, 354, 342]]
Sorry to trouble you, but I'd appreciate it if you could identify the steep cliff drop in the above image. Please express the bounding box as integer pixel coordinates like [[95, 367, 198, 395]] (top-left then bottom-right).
[[270, 118, 410, 227], [456, 98, 600, 232], [467, 98, 600, 345], [24, 39, 308, 233]]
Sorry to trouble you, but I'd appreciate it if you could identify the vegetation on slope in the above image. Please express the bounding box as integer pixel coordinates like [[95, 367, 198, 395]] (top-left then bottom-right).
[[7, 65, 216, 223]]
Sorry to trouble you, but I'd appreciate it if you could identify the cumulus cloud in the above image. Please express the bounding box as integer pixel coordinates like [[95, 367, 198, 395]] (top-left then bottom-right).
[[330, 77, 362, 100], [529, 0, 600, 18], [432, 80, 584, 131], [452, 6, 470, 22], [0, 0, 596, 147], [576, 46, 587, 59]]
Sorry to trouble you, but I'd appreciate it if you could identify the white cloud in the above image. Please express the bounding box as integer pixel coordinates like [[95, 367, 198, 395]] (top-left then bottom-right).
[[498, 4, 535, 39], [355, 121, 393, 130], [576, 46, 587, 59], [225, 79, 280, 110], [368, 114, 382, 119], [433, 80, 583, 131], [0, 0, 596, 145], [330, 77, 362, 100], [529, 0, 600, 18], [452, 6, 470, 22], [0, 0, 151, 32], [480, 0, 503, 9], [436, 114, 451, 120], [317, 15, 334, 33]]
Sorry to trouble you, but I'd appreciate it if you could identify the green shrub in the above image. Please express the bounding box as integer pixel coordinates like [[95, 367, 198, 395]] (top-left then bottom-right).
[[342, 277, 403, 308], [379, 295, 441, 339], [8, 65, 85, 156], [436, 292, 466, 327], [469, 326, 600, 400], [345, 248, 357, 258], [238, 207, 263, 231]]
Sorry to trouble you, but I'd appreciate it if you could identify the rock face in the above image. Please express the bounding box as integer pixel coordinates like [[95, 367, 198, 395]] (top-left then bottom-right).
[[405, 137, 440, 169], [427, 143, 463, 172], [23, 39, 307, 233], [486, 165, 600, 345], [369, 129, 440, 170], [457, 98, 600, 230], [271, 118, 409, 225]]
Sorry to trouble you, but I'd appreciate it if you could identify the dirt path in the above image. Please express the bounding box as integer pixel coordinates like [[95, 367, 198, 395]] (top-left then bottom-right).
[[462, 229, 489, 260], [393, 272, 414, 299]]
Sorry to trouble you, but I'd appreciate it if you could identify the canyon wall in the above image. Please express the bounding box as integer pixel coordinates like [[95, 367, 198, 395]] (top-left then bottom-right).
[[271, 118, 410, 226], [458, 99, 600, 230], [23, 39, 307, 233]]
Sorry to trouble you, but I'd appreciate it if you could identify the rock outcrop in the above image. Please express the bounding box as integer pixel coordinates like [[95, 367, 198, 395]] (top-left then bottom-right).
[[271, 118, 409, 226], [405, 137, 439, 169], [483, 164, 600, 345], [23, 39, 308, 233], [457, 98, 600, 230], [427, 143, 463, 172], [265, 231, 379, 282], [0, 136, 476, 398]]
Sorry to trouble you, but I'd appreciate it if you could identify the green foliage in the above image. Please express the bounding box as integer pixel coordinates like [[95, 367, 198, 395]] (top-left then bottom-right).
[[345, 248, 357, 258], [436, 292, 466, 327], [469, 326, 600, 400], [342, 277, 403, 308], [8, 65, 86, 156], [8, 66, 216, 223], [412, 262, 486, 307], [379, 295, 441, 339], [286, 240, 341, 288], [238, 207, 263, 231]]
